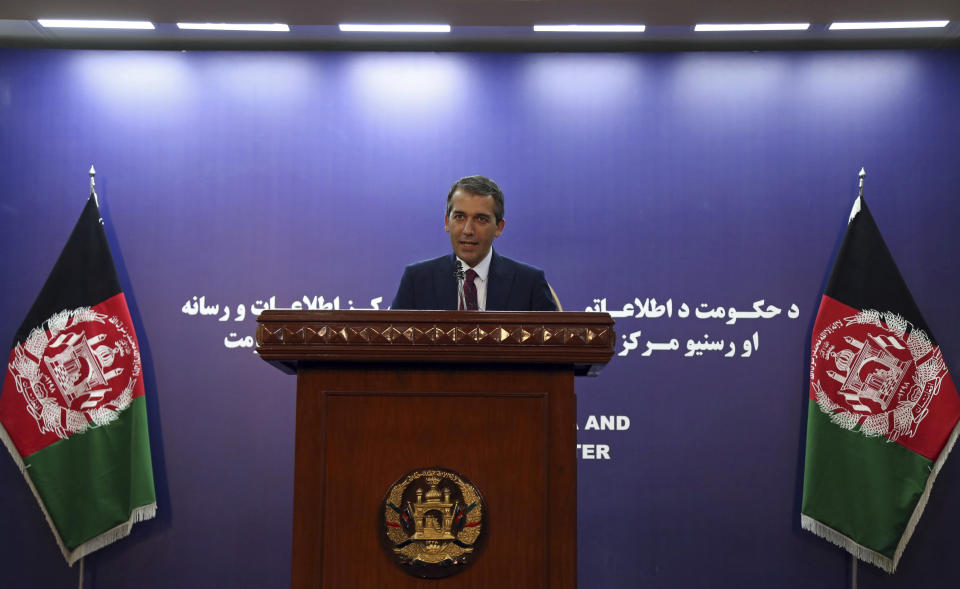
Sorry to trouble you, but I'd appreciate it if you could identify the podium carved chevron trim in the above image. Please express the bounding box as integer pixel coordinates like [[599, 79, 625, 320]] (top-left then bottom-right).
[[256, 310, 615, 376], [258, 321, 612, 347]]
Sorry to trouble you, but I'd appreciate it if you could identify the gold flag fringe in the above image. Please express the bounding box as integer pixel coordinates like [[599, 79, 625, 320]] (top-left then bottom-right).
[[66, 503, 157, 565], [802, 415, 960, 573], [801, 515, 895, 573], [0, 422, 157, 566]]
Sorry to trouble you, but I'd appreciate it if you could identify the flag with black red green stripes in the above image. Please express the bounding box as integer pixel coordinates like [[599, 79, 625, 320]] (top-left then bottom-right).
[[802, 196, 960, 572], [0, 195, 156, 565]]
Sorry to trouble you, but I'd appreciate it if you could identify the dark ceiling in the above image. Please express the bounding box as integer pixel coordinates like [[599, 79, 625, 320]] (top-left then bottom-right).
[[1, 0, 958, 49]]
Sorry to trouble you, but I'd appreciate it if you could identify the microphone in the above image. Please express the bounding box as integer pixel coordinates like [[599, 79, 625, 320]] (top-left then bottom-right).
[[455, 260, 465, 310]]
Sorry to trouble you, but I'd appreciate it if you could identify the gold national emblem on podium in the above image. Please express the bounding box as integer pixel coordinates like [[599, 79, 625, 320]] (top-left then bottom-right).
[[379, 467, 488, 578]]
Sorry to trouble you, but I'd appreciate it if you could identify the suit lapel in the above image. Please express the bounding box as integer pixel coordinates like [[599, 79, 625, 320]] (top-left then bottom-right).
[[433, 254, 459, 310], [486, 251, 514, 311]]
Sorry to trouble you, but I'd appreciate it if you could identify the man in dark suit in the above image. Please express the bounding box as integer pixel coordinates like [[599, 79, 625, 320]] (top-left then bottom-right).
[[391, 176, 557, 311]]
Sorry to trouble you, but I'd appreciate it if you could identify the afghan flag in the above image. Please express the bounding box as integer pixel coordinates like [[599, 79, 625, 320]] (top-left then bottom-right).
[[801, 196, 960, 572], [0, 195, 156, 565]]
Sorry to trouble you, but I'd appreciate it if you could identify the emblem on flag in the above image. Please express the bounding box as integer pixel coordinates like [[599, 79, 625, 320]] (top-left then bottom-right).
[[9, 306, 142, 438], [811, 309, 948, 441]]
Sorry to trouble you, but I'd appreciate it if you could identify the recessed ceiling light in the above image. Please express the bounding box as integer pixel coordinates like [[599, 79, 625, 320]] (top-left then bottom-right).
[[38, 19, 155, 30], [533, 25, 646, 33], [829, 20, 949, 30], [694, 23, 810, 32], [338, 24, 451, 33], [177, 23, 290, 32]]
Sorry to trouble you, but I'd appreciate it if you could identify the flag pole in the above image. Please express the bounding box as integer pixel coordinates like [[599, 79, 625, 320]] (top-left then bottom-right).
[[77, 166, 90, 589], [849, 166, 864, 589], [851, 553, 858, 589], [89, 165, 98, 206]]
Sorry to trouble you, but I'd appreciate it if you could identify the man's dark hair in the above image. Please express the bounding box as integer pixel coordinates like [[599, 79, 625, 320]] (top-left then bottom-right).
[[445, 175, 505, 223]]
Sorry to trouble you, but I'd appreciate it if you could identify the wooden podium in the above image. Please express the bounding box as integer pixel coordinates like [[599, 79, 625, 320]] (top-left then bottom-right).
[[257, 310, 614, 589]]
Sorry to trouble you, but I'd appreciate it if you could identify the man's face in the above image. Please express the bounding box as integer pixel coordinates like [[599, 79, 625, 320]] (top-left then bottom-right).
[[444, 189, 505, 267]]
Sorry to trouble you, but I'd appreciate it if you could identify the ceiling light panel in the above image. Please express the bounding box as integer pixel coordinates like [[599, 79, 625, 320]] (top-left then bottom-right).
[[694, 23, 810, 32], [533, 25, 646, 33], [177, 23, 290, 32], [38, 19, 155, 29], [338, 24, 450, 33], [829, 20, 949, 30]]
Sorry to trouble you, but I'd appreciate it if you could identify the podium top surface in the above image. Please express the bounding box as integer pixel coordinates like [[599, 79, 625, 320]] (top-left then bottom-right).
[[256, 310, 615, 376]]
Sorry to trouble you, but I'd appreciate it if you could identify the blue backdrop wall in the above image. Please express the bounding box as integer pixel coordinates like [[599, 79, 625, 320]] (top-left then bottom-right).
[[0, 48, 958, 588]]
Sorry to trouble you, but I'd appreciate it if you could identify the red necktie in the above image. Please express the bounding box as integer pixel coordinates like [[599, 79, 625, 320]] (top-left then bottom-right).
[[463, 269, 479, 311]]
